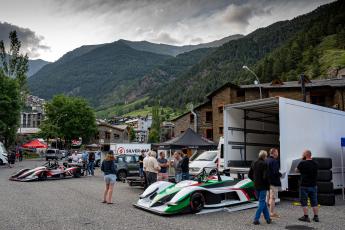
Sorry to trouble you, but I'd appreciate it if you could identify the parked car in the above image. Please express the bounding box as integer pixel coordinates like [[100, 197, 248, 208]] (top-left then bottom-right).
[[0, 142, 8, 165], [45, 149, 63, 160], [189, 150, 219, 176], [114, 154, 140, 180], [94, 151, 102, 167], [60, 150, 69, 158]]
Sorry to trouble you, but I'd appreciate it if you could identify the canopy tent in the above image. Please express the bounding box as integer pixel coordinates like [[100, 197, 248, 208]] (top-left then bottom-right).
[[153, 128, 217, 150], [21, 139, 48, 149]]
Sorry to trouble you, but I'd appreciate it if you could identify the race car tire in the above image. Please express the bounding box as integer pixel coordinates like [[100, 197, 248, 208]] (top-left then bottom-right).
[[318, 193, 335, 206], [0, 159, 3, 165], [317, 181, 334, 193], [190, 192, 205, 213], [38, 172, 47, 181], [74, 170, 81, 178], [117, 170, 127, 181], [313, 158, 332, 170], [317, 170, 332, 182]]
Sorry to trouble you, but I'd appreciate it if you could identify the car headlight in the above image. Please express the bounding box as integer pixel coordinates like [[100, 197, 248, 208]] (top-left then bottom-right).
[[189, 167, 201, 172]]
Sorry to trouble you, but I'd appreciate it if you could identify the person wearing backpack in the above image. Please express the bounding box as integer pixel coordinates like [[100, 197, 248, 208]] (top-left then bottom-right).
[[88, 151, 95, 176]]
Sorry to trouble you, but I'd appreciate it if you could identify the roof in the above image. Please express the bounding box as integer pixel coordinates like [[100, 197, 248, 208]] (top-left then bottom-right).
[[207, 82, 239, 99], [97, 120, 128, 131], [241, 77, 345, 89], [170, 100, 211, 121], [153, 128, 217, 150]]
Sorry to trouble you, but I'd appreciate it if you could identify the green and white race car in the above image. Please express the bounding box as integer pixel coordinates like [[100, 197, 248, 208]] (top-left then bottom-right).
[[134, 168, 258, 215]]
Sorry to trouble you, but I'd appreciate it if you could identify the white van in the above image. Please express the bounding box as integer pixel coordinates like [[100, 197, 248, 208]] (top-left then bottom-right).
[[189, 150, 219, 176], [0, 142, 9, 165]]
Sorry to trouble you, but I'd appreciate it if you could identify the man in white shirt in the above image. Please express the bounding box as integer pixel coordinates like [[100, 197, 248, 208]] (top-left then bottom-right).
[[145, 151, 160, 186]]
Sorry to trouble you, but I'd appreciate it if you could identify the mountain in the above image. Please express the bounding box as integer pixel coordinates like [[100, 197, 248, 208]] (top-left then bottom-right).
[[28, 35, 243, 109], [152, 0, 345, 109], [28, 59, 50, 77], [28, 41, 172, 107], [120, 34, 243, 57]]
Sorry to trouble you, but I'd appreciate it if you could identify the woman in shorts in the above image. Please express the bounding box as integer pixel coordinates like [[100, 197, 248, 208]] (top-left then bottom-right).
[[101, 152, 117, 204]]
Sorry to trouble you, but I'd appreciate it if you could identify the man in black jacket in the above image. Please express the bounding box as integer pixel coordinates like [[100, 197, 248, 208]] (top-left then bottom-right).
[[266, 148, 281, 218], [249, 150, 271, 225], [180, 151, 189, 181]]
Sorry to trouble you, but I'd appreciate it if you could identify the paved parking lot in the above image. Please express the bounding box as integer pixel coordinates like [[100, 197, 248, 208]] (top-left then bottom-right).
[[1, 159, 345, 230]]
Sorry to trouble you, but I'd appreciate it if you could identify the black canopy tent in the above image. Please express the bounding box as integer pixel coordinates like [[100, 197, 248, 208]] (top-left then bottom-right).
[[153, 128, 217, 150]]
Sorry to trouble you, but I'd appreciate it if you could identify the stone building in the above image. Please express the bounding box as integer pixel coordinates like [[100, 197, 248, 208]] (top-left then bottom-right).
[[91, 120, 129, 150], [172, 78, 345, 143]]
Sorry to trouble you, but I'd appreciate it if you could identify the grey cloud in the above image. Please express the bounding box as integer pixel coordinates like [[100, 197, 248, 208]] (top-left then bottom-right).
[[0, 22, 50, 58], [221, 3, 272, 27], [150, 32, 180, 44]]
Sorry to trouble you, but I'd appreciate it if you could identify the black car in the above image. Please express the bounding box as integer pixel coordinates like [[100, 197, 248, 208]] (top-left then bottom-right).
[[114, 154, 140, 180]]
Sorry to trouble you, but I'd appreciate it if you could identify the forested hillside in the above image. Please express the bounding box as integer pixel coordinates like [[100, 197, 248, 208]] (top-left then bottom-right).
[[151, 0, 345, 109], [28, 41, 171, 107]]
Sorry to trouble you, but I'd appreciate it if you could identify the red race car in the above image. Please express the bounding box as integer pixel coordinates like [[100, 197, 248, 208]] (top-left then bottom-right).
[[9, 160, 83, 182]]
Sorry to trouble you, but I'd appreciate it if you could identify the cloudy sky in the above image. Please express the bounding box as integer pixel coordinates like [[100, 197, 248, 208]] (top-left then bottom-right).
[[0, 0, 333, 62]]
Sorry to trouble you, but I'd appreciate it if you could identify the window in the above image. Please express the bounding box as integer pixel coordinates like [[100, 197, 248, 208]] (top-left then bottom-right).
[[190, 114, 194, 123], [218, 106, 223, 113], [206, 111, 213, 123], [113, 133, 120, 139], [219, 127, 223, 135], [206, 129, 213, 140], [95, 132, 100, 140], [105, 132, 111, 140], [125, 156, 133, 163], [237, 89, 245, 97], [311, 96, 326, 106]]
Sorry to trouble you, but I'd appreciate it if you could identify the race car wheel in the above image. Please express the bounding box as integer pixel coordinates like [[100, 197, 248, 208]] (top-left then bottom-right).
[[190, 192, 205, 213], [74, 170, 81, 178], [0, 159, 3, 165], [38, 173, 47, 181]]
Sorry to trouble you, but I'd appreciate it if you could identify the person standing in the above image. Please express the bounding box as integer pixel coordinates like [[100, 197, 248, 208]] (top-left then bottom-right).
[[146, 151, 160, 186], [296, 150, 319, 222], [143, 151, 150, 188], [266, 148, 281, 218], [101, 152, 117, 204], [249, 150, 271, 225], [88, 151, 95, 176], [171, 152, 182, 183], [180, 151, 189, 181], [18, 148, 23, 161], [157, 152, 169, 181], [82, 151, 89, 175], [139, 150, 145, 178]]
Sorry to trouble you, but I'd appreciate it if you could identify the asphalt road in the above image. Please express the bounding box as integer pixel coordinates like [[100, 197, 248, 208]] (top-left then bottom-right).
[[1, 159, 345, 230]]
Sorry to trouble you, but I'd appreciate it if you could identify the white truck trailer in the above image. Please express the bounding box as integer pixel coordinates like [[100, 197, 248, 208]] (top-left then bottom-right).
[[224, 97, 345, 191]]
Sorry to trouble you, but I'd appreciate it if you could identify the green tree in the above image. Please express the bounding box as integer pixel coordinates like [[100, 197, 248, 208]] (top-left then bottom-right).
[[0, 31, 28, 147], [148, 103, 161, 143], [0, 31, 29, 94], [129, 126, 136, 142], [40, 95, 97, 146], [0, 71, 21, 147]]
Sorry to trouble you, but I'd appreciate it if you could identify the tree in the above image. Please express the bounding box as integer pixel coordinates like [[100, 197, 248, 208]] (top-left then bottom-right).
[[0, 71, 21, 147], [0, 31, 29, 94], [0, 31, 28, 147], [40, 95, 97, 146], [148, 103, 161, 143], [129, 126, 136, 142]]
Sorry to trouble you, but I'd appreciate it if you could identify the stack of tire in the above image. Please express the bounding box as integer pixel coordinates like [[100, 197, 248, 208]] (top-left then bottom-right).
[[313, 157, 335, 206]]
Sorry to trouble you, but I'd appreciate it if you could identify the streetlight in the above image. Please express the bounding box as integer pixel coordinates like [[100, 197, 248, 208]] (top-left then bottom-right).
[[242, 65, 262, 99], [54, 114, 67, 149]]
